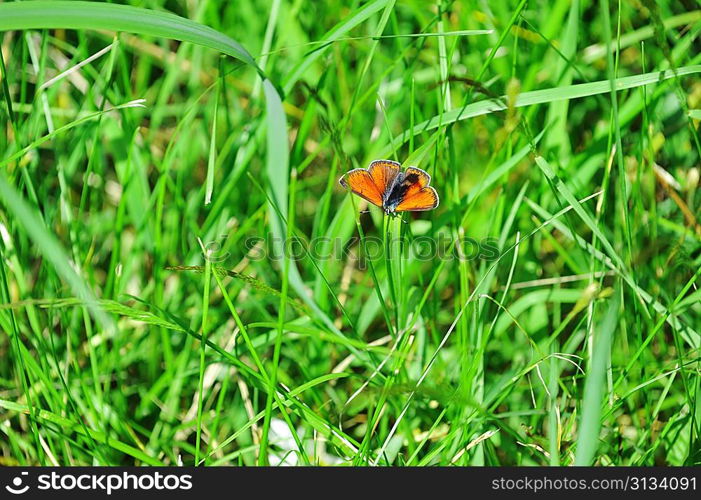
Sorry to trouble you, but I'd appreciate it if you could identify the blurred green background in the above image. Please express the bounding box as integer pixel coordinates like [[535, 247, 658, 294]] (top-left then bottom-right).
[[0, 0, 699, 466]]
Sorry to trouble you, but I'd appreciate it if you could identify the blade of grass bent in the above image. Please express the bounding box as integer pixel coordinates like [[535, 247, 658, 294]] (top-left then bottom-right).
[[0, 1, 261, 73], [384, 66, 701, 156]]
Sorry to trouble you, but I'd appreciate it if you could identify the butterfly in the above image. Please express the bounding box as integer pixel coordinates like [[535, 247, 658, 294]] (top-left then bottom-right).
[[339, 160, 439, 215]]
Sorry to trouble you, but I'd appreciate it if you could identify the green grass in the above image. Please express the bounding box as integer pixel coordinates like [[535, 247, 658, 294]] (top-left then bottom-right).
[[0, 0, 700, 466]]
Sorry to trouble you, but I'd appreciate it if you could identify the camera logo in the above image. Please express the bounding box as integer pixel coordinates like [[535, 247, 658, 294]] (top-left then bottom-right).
[[5, 472, 29, 495]]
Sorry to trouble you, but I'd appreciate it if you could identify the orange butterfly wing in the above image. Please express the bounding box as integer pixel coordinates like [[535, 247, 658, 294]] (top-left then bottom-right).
[[341, 162, 439, 212], [395, 187, 439, 211], [403, 167, 431, 187], [339, 168, 383, 207], [368, 160, 401, 195], [394, 167, 439, 212]]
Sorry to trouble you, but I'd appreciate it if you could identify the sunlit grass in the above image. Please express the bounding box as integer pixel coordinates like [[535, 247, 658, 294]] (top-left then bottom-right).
[[0, 0, 699, 466]]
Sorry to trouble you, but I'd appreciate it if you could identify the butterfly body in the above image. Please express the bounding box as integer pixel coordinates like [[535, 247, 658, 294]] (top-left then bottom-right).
[[340, 160, 439, 215]]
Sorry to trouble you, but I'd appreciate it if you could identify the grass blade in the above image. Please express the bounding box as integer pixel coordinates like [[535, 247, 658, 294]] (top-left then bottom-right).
[[0, 1, 261, 72], [575, 289, 620, 465], [386, 65, 701, 154], [0, 173, 114, 333]]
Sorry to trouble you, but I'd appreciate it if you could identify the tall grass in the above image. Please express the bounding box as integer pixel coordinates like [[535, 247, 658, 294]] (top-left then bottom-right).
[[0, 0, 699, 466]]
